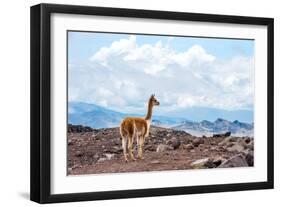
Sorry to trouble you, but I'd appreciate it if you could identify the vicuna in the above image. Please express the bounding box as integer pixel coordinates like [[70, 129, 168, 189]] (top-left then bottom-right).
[[119, 94, 160, 162]]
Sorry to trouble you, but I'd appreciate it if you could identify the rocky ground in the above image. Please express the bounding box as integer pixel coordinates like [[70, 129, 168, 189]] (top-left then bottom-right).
[[67, 124, 254, 175]]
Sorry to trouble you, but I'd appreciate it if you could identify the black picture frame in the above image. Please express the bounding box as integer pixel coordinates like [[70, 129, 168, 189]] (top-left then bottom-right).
[[30, 3, 274, 204]]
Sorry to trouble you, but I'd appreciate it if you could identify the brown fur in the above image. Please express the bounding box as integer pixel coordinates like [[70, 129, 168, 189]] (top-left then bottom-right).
[[120, 95, 159, 161]]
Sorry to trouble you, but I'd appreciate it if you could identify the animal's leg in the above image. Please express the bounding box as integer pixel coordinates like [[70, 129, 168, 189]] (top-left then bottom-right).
[[138, 136, 144, 159], [122, 137, 128, 162], [128, 135, 136, 161], [136, 133, 139, 148]]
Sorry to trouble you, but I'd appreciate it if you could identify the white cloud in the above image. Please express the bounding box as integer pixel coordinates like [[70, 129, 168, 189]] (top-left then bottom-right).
[[69, 36, 254, 114]]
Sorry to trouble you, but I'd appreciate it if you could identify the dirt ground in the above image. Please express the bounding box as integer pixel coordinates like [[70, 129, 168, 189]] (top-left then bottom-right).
[[67, 125, 253, 175]]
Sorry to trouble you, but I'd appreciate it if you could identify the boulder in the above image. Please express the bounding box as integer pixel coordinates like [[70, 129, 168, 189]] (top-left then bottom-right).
[[226, 142, 235, 148], [192, 138, 204, 147], [210, 146, 217, 151], [218, 154, 248, 168], [112, 146, 123, 154], [213, 157, 226, 167], [144, 144, 155, 152], [151, 160, 161, 164], [97, 153, 115, 163], [218, 137, 239, 146], [244, 137, 251, 144], [166, 137, 181, 149], [67, 139, 73, 145], [104, 153, 115, 160], [156, 144, 173, 153], [75, 151, 84, 157], [246, 140, 254, 151], [245, 151, 254, 166], [93, 154, 99, 159], [184, 143, 194, 150], [191, 158, 216, 169], [227, 143, 245, 153], [97, 157, 107, 163]]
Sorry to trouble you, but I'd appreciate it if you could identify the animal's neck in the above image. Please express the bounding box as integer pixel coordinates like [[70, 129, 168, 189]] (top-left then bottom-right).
[[145, 101, 153, 120]]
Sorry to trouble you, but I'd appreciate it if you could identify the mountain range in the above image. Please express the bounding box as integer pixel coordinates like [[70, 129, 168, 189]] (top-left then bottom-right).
[[171, 119, 253, 137], [68, 102, 254, 137]]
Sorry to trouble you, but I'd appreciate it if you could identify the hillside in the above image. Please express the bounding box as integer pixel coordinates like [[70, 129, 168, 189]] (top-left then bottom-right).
[[67, 124, 254, 175]]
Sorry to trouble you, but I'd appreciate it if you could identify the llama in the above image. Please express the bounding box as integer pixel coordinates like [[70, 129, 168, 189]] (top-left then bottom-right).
[[119, 94, 160, 162]]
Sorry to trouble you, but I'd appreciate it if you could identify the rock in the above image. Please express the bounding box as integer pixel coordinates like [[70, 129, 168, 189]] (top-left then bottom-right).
[[93, 154, 99, 159], [213, 157, 225, 167], [104, 153, 115, 160], [210, 141, 216, 145], [246, 140, 254, 150], [72, 164, 80, 169], [97, 157, 107, 163], [245, 151, 254, 166], [184, 143, 194, 150], [237, 138, 247, 147], [67, 139, 73, 145], [198, 143, 205, 148], [75, 151, 84, 157], [210, 146, 217, 151], [244, 137, 251, 144], [203, 148, 209, 153], [191, 158, 209, 169], [145, 145, 155, 151], [113, 146, 123, 153], [156, 144, 173, 153], [218, 154, 248, 168], [213, 131, 231, 137], [226, 142, 235, 147], [166, 137, 181, 149], [227, 143, 245, 153], [205, 160, 217, 168], [218, 137, 238, 146], [191, 158, 216, 169], [68, 124, 94, 133], [151, 160, 161, 164], [192, 138, 204, 147]]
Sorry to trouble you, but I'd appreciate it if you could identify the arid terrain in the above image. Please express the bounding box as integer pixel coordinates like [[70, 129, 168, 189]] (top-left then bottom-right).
[[67, 124, 254, 175]]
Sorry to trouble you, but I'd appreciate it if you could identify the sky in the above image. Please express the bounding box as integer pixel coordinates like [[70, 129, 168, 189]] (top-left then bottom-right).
[[68, 31, 255, 118]]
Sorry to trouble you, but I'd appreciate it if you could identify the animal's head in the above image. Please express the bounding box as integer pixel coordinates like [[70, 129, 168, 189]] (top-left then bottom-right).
[[150, 94, 160, 106]]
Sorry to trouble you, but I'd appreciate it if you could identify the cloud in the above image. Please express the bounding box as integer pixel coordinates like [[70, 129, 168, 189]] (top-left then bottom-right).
[[69, 35, 254, 114]]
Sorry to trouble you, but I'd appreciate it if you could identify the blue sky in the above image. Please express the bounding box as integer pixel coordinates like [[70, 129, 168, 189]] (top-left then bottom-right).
[[68, 31, 254, 62], [68, 31, 254, 121]]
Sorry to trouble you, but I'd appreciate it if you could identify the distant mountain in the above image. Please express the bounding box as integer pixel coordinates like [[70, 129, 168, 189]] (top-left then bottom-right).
[[68, 102, 126, 128], [68, 102, 186, 128], [159, 107, 253, 123], [151, 116, 187, 128], [68, 102, 253, 137], [172, 118, 253, 137]]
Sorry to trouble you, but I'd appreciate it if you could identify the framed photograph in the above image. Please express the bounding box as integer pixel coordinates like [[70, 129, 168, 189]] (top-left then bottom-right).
[[30, 3, 274, 203]]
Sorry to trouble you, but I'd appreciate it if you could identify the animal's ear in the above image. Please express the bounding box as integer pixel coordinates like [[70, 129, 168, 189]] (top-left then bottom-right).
[[151, 94, 155, 98]]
